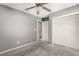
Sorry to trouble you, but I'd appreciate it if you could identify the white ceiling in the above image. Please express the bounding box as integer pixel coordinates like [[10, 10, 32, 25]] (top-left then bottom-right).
[[2, 3, 78, 18]]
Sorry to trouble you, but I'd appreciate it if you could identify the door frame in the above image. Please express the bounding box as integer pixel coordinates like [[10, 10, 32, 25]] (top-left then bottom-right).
[[37, 20, 42, 41]]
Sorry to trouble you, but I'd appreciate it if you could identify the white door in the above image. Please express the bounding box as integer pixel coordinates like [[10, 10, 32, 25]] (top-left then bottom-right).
[[42, 21, 49, 42]]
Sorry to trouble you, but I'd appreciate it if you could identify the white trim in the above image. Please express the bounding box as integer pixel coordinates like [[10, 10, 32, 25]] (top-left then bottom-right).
[[37, 20, 39, 40], [0, 41, 38, 54], [37, 20, 42, 40], [53, 11, 79, 19]]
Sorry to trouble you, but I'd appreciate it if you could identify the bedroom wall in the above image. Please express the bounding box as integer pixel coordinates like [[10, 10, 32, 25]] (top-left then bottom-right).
[[0, 4, 41, 52]]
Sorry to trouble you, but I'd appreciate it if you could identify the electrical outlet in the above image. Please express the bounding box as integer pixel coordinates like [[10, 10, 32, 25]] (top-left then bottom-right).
[[34, 28, 37, 31], [17, 41, 20, 44]]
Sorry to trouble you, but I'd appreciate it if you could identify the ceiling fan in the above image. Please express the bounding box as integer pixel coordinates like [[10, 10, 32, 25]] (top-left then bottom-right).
[[25, 3, 51, 15]]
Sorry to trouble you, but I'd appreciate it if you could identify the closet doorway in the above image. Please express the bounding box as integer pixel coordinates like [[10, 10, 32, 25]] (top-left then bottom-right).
[[42, 17, 49, 43]]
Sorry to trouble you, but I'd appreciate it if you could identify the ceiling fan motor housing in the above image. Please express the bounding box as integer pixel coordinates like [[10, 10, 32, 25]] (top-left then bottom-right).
[[36, 3, 41, 7]]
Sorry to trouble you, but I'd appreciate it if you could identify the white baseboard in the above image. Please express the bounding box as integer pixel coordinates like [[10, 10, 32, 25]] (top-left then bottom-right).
[[0, 41, 38, 55]]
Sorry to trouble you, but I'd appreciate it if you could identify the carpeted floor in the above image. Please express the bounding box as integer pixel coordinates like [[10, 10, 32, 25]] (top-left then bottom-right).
[[25, 42, 79, 56], [25, 45, 79, 56], [1, 41, 79, 56]]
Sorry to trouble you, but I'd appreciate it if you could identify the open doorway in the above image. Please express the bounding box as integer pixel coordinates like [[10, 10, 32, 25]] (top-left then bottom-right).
[[42, 17, 49, 43], [37, 17, 50, 43], [42, 21, 49, 42]]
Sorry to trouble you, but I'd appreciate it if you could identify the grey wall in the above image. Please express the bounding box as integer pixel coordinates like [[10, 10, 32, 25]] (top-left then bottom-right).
[[0, 4, 40, 52]]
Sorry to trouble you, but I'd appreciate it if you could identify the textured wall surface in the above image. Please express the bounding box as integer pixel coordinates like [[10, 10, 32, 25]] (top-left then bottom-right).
[[0, 4, 40, 52]]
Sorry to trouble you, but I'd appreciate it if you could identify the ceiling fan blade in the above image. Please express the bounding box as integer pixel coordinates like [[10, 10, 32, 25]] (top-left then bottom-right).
[[42, 6, 51, 12], [40, 3, 48, 6], [25, 6, 36, 10]]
